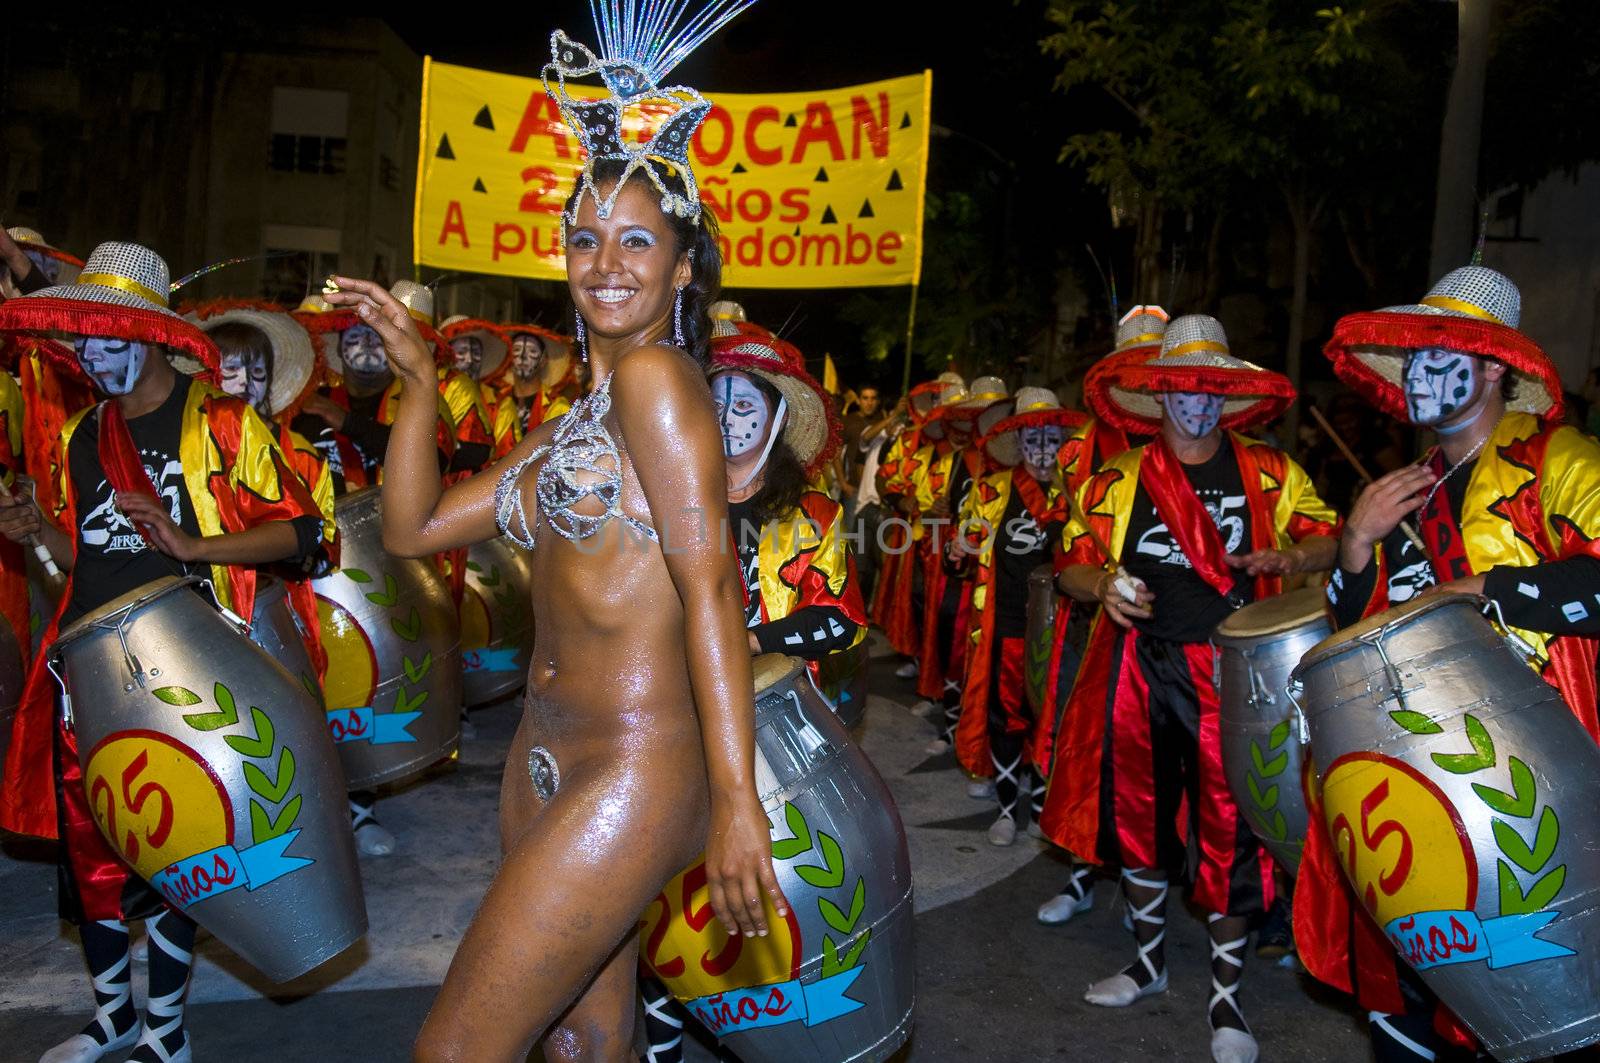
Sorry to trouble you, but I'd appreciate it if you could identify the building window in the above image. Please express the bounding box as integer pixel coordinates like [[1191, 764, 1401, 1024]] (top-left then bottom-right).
[[269, 87, 350, 177]]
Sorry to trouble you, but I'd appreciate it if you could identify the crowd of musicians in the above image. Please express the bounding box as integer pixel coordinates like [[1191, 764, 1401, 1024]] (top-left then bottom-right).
[[2, 217, 1598, 1063]]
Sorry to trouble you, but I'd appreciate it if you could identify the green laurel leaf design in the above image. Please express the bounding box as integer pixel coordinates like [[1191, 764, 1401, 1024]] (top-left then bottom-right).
[[395, 685, 428, 714], [1472, 756, 1536, 818], [1249, 740, 1288, 778], [183, 682, 241, 731], [224, 706, 276, 758], [1247, 774, 1279, 811], [1268, 719, 1291, 748], [250, 794, 302, 842], [243, 747, 296, 804], [1499, 861, 1567, 916], [391, 606, 421, 642], [771, 801, 813, 861], [1493, 807, 1560, 874], [153, 685, 202, 707], [819, 877, 867, 935], [795, 831, 846, 889], [403, 652, 434, 684], [1390, 709, 1444, 736], [1431, 713, 1496, 774], [342, 568, 372, 584]]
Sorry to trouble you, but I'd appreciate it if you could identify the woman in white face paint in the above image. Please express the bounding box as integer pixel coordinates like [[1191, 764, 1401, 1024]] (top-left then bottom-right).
[[1039, 314, 1338, 1063]]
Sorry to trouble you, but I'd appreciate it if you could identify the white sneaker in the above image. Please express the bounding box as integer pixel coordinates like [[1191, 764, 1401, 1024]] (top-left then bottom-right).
[[354, 821, 397, 857], [130, 932, 148, 963], [910, 699, 940, 718], [923, 737, 951, 755], [39, 1025, 140, 1063], [966, 778, 995, 799], [1211, 1027, 1259, 1063], [894, 660, 919, 679], [1037, 888, 1094, 925], [1084, 968, 1168, 1007], [987, 816, 1018, 846]]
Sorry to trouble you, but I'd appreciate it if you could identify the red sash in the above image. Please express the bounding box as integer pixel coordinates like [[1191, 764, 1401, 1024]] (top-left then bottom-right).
[[1138, 435, 1239, 599], [95, 400, 161, 549], [1416, 449, 1474, 581], [1012, 467, 1058, 528]]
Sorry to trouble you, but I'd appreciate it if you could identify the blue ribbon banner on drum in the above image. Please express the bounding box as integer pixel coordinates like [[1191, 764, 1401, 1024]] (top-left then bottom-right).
[[462, 648, 520, 674], [325, 707, 422, 744], [1386, 910, 1576, 972], [151, 831, 313, 909], [686, 968, 865, 1035]]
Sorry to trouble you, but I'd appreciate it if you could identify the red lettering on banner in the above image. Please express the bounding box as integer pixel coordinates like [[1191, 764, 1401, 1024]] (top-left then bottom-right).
[[689, 985, 795, 1035], [518, 167, 564, 216], [438, 201, 469, 248], [778, 189, 809, 224], [850, 93, 891, 158], [693, 105, 735, 167], [509, 93, 574, 158], [769, 235, 795, 267], [877, 231, 902, 265], [737, 189, 773, 223], [327, 708, 368, 743], [744, 107, 783, 166], [701, 177, 734, 224], [791, 102, 844, 165], [801, 232, 841, 267], [715, 224, 904, 270], [1388, 914, 1481, 968], [846, 226, 873, 266], [530, 225, 563, 260], [494, 224, 528, 262]]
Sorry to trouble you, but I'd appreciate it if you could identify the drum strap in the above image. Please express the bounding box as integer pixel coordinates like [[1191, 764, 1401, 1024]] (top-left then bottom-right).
[[95, 400, 162, 549]]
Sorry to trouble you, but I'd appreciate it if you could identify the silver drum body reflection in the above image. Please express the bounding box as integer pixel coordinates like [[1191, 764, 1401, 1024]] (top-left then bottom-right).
[[815, 640, 870, 729], [1214, 586, 1328, 874], [51, 576, 365, 982], [641, 654, 914, 1063], [312, 486, 463, 789], [248, 577, 318, 701], [459, 535, 533, 706], [1292, 594, 1600, 1062]]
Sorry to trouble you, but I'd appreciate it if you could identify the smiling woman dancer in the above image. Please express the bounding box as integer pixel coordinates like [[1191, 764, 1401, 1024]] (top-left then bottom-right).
[[323, 11, 783, 1062]]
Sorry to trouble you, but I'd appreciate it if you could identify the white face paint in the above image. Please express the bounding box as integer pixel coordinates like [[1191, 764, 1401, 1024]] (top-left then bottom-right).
[[75, 336, 148, 396], [711, 371, 774, 459], [1162, 391, 1225, 439], [511, 333, 543, 381], [341, 323, 387, 376], [22, 249, 61, 283], [219, 348, 271, 413], [1403, 347, 1479, 427], [451, 335, 484, 378], [1020, 424, 1066, 480]]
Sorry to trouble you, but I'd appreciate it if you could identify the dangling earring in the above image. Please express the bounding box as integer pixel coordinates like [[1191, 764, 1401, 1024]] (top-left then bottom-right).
[[672, 286, 686, 349], [574, 314, 588, 364]]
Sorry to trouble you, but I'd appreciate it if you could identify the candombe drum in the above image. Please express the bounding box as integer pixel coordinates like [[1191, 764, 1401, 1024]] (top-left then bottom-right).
[[248, 577, 318, 701], [459, 534, 534, 706], [1213, 586, 1329, 874], [312, 485, 463, 789], [1023, 565, 1057, 716], [640, 654, 914, 1062], [50, 576, 366, 982], [1292, 593, 1600, 1061], [815, 639, 869, 729]]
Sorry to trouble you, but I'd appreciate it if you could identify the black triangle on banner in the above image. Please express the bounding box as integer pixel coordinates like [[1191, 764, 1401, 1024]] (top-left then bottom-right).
[[793, 226, 801, 237], [859, 199, 875, 219], [815, 167, 829, 182], [887, 170, 904, 192], [784, 113, 798, 127], [821, 205, 838, 225], [473, 105, 494, 131], [436, 133, 455, 160], [899, 112, 912, 129], [473, 178, 487, 193], [731, 162, 748, 174]]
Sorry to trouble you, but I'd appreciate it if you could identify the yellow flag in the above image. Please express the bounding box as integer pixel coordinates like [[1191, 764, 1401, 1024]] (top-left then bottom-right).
[[823, 353, 839, 395]]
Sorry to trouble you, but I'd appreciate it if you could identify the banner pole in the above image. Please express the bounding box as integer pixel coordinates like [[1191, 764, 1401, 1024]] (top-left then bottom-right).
[[901, 282, 920, 396]]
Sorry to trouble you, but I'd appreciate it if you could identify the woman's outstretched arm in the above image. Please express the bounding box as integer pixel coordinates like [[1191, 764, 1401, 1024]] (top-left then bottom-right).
[[323, 277, 550, 557], [611, 344, 790, 938]]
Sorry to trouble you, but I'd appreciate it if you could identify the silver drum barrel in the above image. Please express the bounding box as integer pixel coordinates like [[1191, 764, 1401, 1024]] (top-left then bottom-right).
[[459, 535, 533, 706], [51, 576, 366, 982], [1293, 593, 1600, 1062], [641, 654, 914, 1063], [248, 577, 318, 702], [815, 640, 870, 729], [312, 486, 463, 789], [1024, 564, 1057, 715], [1214, 586, 1328, 874]]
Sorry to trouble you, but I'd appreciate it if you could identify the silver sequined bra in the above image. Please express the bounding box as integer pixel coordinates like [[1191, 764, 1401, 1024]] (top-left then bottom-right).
[[494, 372, 659, 548]]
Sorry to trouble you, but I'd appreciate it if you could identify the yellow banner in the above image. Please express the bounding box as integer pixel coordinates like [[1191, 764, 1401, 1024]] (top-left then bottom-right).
[[413, 60, 931, 289]]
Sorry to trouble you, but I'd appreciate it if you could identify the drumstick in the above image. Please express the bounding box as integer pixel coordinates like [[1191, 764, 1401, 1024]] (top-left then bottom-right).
[[1307, 404, 1428, 554], [0, 475, 63, 582]]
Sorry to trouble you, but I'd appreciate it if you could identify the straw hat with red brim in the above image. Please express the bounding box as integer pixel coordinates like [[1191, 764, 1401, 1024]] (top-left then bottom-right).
[[909, 372, 964, 426], [0, 240, 219, 381], [1083, 305, 1169, 423], [926, 375, 1013, 440], [985, 386, 1089, 467], [8, 227, 85, 285], [441, 316, 512, 386], [709, 333, 840, 476], [305, 279, 451, 376], [1323, 265, 1561, 422], [184, 298, 321, 419], [1092, 314, 1293, 435]]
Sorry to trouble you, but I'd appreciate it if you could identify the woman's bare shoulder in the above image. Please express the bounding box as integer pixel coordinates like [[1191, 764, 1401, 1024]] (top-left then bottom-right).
[[610, 343, 711, 415]]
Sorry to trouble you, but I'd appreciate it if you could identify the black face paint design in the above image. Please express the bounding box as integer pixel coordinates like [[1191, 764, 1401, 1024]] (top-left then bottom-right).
[[1403, 348, 1478, 426]]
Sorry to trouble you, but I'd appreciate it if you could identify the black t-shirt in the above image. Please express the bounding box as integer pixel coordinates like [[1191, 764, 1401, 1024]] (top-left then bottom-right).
[[994, 483, 1056, 638], [729, 497, 764, 627], [1121, 444, 1253, 644], [289, 410, 354, 498], [63, 381, 205, 625]]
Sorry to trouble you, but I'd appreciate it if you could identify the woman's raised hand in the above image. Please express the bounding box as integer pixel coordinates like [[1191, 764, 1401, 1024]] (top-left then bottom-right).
[[322, 276, 435, 385]]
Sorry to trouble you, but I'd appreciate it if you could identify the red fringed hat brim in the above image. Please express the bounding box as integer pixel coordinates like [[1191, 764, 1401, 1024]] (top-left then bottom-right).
[[1324, 311, 1563, 422], [442, 318, 513, 386], [180, 297, 288, 320], [1082, 344, 1160, 423], [302, 308, 450, 374], [710, 344, 841, 476], [908, 380, 949, 425], [983, 408, 1089, 466], [0, 297, 219, 380], [1091, 358, 1294, 434]]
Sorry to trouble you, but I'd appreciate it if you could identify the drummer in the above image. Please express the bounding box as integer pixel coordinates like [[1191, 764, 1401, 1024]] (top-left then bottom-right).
[[498, 324, 574, 433], [1035, 306, 1162, 923], [0, 242, 332, 1063], [640, 328, 869, 1063], [1299, 265, 1600, 1060], [1036, 314, 1337, 1063], [441, 315, 522, 458], [952, 387, 1081, 846]]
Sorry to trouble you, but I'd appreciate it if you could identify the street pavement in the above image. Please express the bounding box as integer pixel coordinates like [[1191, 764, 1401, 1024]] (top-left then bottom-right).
[[0, 631, 1371, 1060]]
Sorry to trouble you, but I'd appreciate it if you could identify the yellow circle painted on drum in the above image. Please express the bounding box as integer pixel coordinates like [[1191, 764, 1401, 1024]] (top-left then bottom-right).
[[316, 595, 378, 710], [1321, 754, 1477, 926], [459, 586, 491, 652], [1214, 586, 1328, 641], [639, 858, 802, 1001], [84, 731, 234, 881]]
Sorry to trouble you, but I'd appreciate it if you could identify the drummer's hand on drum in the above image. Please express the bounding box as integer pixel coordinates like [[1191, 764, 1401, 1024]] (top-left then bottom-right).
[[115, 492, 206, 562], [1419, 573, 1486, 601], [322, 276, 435, 387], [1341, 464, 1436, 572], [707, 790, 790, 938], [0, 475, 42, 542], [1095, 567, 1153, 627], [1226, 547, 1299, 578]]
